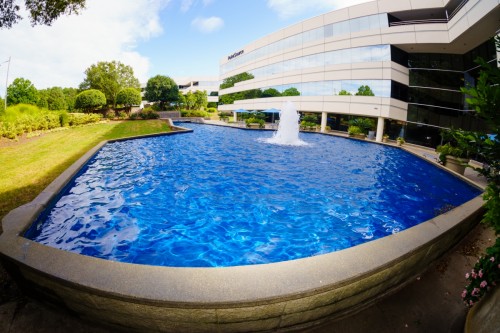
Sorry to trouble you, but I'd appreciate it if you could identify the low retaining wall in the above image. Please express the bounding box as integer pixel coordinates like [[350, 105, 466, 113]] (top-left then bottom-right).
[[0, 129, 485, 333]]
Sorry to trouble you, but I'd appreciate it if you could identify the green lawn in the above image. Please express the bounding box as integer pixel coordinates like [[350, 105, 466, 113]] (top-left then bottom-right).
[[0, 120, 172, 223]]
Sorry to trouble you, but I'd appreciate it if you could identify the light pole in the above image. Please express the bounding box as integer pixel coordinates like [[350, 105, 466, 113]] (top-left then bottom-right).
[[1, 57, 10, 111]]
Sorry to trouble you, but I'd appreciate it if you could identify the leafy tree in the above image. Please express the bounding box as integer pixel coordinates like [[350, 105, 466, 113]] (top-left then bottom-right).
[[193, 90, 208, 110], [176, 91, 186, 110], [282, 87, 300, 96], [219, 72, 254, 89], [458, 37, 500, 234], [0, 96, 5, 115], [116, 88, 141, 112], [348, 117, 374, 134], [0, 0, 86, 29], [37, 87, 67, 110], [185, 91, 196, 110], [338, 89, 352, 96], [143, 75, 179, 110], [74, 89, 106, 112], [63, 87, 78, 111], [355, 85, 375, 96], [80, 61, 140, 108], [261, 88, 281, 98], [7, 78, 38, 105]]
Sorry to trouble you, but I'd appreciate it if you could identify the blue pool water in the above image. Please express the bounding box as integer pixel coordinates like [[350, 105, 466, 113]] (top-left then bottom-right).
[[26, 123, 481, 267]]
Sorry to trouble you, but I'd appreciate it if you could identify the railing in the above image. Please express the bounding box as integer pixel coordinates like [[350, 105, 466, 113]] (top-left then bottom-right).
[[389, 18, 448, 27], [388, 0, 469, 27], [447, 0, 469, 21]]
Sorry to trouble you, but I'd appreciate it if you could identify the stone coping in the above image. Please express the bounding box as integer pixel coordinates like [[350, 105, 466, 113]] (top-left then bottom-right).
[[0, 125, 486, 331]]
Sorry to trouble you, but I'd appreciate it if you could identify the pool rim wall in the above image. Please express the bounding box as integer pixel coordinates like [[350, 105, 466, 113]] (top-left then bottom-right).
[[0, 125, 486, 332]]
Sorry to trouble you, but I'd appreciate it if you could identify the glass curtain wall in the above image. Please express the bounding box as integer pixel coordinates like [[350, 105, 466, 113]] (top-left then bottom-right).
[[404, 39, 496, 146]]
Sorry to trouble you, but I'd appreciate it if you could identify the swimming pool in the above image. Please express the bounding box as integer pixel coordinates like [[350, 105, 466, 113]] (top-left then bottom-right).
[[25, 123, 481, 267]]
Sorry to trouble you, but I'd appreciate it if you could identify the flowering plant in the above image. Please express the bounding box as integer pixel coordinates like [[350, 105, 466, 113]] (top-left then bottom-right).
[[462, 238, 500, 307]]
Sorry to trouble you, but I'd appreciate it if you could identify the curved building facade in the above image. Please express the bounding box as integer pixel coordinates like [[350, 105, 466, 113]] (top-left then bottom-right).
[[218, 0, 500, 145]]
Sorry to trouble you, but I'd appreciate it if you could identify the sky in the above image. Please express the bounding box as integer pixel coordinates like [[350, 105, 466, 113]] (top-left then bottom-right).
[[0, 0, 371, 96]]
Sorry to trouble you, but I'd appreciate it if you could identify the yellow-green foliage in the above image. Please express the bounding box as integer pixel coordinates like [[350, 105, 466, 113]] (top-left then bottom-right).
[[0, 104, 102, 140]]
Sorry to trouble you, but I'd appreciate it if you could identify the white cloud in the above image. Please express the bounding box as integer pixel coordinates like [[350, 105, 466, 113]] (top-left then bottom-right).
[[181, 0, 194, 12], [191, 16, 224, 34], [266, 0, 372, 19], [0, 0, 168, 94]]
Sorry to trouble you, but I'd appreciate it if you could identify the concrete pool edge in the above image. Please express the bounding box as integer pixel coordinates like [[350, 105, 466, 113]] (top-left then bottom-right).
[[0, 129, 486, 332]]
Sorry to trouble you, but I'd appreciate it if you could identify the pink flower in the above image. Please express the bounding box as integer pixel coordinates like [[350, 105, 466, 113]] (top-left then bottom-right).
[[462, 289, 467, 298], [469, 300, 474, 306], [465, 273, 470, 279], [471, 288, 481, 296], [490, 257, 495, 262], [478, 270, 484, 278], [480, 281, 488, 288]]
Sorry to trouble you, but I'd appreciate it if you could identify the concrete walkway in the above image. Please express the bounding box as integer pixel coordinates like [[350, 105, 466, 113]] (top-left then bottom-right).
[[0, 123, 496, 332]]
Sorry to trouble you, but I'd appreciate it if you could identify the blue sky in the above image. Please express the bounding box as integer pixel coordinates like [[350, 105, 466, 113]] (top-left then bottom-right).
[[0, 0, 370, 95]]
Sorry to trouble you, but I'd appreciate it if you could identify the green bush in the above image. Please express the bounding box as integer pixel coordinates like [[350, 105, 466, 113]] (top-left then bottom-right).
[[245, 117, 265, 128], [68, 113, 103, 126], [347, 125, 363, 135], [130, 110, 160, 120], [180, 110, 209, 118], [348, 118, 374, 134], [118, 111, 128, 119], [59, 112, 69, 127], [105, 110, 116, 119], [206, 107, 217, 113]]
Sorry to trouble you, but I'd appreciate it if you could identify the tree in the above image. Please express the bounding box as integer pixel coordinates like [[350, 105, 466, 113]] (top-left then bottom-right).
[[7, 77, 38, 105], [282, 87, 300, 96], [338, 89, 352, 96], [0, 0, 86, 29], [175, 91, 186, 110], [0, 96, 5, 115], [193, 90, 208, 110], [261, 88, 281, 98], [355, 85, 375, 96], [219, 72, 254, 89], [80, 61, 140, 108], [63, 87, 78, 111], [185, 91, 196, 110], [116, 88, 141, 112], [459, 38, 500, 234], [38, 87, 67, 110], [143, 75, 179, 110], [74, 89, 106, 112]]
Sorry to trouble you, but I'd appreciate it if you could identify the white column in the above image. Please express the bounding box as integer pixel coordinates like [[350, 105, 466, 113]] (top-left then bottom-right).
[[233, 111, 237, 122], [320, 112, 327, 132], [375, 117, 385, 142]]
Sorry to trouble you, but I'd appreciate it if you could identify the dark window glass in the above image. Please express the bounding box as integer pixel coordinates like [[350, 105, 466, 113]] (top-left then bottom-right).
[[391, 80, 408, 102], [390, 46, 408, 67], [409, 69, 464, 90]]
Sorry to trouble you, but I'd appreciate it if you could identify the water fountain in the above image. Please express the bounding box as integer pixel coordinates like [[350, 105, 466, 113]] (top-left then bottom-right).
[[0, 120, 485, 332], [265, 101, 307, 146]]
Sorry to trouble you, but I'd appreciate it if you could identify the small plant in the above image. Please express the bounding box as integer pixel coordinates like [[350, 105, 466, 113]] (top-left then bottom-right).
[[347, 125, 363, 136], [462, 238, 500, 307], [245, 117, 265, 128], [436, 142, 465, 163], [396, 137, 405, 144]]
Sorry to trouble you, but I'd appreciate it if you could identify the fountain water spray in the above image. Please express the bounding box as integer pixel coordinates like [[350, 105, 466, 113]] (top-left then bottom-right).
[[266, 101, 307, 146]]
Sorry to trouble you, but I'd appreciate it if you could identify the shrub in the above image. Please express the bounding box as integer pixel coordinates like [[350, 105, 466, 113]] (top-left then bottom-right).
[[105, 110, 116, 119], [181, 110, 209, 118], [74, 89, 106, 112], [59, 112, 69, 127], [118, 111, 128, 119], [348, 118, 374, 134], [347, 125, 363, 135], [130, 110, 159, 120], [462, 238, 500, 307], [206, 107, 217, 113], [68, 113, 103, 126]]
